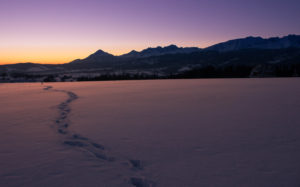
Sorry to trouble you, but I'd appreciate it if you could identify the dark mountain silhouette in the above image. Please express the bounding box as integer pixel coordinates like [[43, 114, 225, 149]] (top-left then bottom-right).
[[70, 45, 202, 64], [121, 50, 139, 58], [205, 35, 300, 52], [121, 45, 201, 58], [68, 35, 300, 65], [1, 35, 300, 82], [71, 49, 116, 64]]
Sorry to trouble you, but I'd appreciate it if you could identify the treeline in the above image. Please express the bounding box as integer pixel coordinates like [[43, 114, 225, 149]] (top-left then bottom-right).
[[77, 73, 162, 81], [175, 65, 253, 78], [2, 64, 299, 83], [76, 66, 252, 81], [76, 65, 299, 81]]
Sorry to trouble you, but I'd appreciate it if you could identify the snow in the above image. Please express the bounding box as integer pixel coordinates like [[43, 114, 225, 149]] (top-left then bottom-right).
[[1, 78, 300, 186]]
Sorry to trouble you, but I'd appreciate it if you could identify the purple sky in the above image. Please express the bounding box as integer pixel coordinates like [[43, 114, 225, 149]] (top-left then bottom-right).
[[1, 0, 300, 64]]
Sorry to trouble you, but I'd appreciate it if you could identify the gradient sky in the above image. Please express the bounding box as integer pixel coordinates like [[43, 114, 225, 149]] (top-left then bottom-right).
[[1, 0, 300, 64]]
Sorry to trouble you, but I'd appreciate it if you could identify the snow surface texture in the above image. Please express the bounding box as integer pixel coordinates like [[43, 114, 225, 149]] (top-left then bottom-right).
[[0, 79, 300, 187]]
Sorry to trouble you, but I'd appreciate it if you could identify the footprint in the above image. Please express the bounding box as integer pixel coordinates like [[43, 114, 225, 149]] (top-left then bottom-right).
[[64, 141, 87, 147], [91, 142, 105, 150], [72, 134, 89, 140], [58, 129, 67, 134], [129, 160, 143, 170], [130, 177, 153, 187], [43, 86, 53, 90], [44, 86, 154, 184]]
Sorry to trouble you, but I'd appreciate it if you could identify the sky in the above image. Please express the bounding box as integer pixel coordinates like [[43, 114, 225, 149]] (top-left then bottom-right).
[[0, 0, 300, 64]]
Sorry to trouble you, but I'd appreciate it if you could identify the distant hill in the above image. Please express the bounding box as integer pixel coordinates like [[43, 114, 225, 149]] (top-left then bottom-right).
[[70, 49, 116, 64], [1, 35, 300, 82], [205, 35, 300, 52]]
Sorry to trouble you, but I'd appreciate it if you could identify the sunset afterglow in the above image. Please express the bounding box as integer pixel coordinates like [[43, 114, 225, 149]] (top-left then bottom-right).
[[1, 0, 300, 186], [1, 0, 300, 64]]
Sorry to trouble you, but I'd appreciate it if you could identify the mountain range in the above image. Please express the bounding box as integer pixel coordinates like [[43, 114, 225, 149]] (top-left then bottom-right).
[[69, 45, 202, 64], [69, 34, 300, 64], [1, 35, 300, 82], [206, 35, 300, 52]]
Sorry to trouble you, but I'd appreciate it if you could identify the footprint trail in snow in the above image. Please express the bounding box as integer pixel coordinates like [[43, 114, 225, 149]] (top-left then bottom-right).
[[43, 85, 154, 187]]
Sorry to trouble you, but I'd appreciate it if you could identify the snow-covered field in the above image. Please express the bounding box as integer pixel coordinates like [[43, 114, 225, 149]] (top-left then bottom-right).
[[1, 78, 300, 187]]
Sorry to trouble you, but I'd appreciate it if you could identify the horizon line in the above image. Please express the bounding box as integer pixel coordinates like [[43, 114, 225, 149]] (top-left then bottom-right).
[[1, 34, 299, 65]]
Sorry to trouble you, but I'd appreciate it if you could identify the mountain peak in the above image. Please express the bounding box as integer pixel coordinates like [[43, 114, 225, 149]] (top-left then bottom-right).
[[120, 44, 200, 58], [120, 50, 140, 58], [72, 49, 116, 63], [128, 50, 138, 54], [165, 44, 178, 49], [245, 36, 262, 39], [92, 49, 113, 57], [137, 44, 199, 57]]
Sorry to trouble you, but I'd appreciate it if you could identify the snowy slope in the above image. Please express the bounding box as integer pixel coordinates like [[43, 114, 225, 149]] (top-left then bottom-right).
[[1, 79, 300, 186]]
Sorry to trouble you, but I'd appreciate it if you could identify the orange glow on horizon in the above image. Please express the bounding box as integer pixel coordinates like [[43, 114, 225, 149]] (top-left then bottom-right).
[[0, 41, 214, 65]]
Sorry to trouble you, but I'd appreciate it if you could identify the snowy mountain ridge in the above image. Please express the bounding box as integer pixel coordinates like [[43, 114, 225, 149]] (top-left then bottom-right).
[[70, 35, 300, 64], [205, 35, 300, 52]]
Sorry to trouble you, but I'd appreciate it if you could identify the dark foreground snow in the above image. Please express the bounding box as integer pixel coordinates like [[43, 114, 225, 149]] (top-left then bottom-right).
[[0, 78, 300, 187]]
